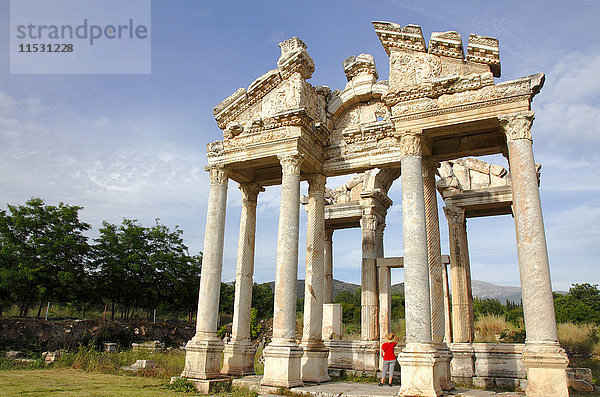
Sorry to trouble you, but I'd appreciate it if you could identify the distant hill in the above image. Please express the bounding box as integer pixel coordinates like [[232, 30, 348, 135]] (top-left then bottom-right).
[[263, 279, 523, 304]]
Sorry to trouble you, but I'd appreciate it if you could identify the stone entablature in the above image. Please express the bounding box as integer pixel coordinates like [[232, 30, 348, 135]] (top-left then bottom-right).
[[207, 23, 544, 184]]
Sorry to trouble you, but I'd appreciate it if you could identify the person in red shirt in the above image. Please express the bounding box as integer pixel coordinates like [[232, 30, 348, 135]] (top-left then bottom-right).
[[379, 332, 399, 387]]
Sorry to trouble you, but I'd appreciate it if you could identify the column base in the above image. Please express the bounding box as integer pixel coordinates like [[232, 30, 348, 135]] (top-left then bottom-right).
[[397, 343, 442, 397], [181, 334, 224, 380], [300, 341, 330, 383], [221, 340, 256, 376], [522, 341, 569, 397], [433, 343, 454, 391], [449, 342, 475, 384], [261, 342, 303, 388]]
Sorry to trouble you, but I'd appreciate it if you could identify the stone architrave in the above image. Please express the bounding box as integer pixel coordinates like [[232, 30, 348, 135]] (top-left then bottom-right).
[[182, 166, 229, 380], [443, 206, 474, 344], [397, 131, 442, 397], [500, 111, 569, 397], [300, 174, 330, 383], [323, 229, 334, 304], [222, 182, 263, 376], [261, 153, 304, 388], [423, 159, 454, 391]]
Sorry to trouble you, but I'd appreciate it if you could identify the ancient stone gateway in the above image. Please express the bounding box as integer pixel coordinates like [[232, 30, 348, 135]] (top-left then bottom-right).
[[182, 21, 569, 396]]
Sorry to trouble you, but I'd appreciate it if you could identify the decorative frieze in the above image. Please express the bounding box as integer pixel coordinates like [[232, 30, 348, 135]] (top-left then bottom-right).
[[467, 34, 501, 77], [428, 31, 464, 59]]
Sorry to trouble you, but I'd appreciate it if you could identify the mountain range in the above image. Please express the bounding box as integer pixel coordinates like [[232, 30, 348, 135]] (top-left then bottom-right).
[[266, 279, 523, 304]]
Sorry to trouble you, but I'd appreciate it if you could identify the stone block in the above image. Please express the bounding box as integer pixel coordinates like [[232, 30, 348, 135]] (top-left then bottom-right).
[[221, 342, 256, 376], [453, 163, 470, 190], [181, 338, 224, 380], [187, 378, 232, 394], [300, 346, 330, 383], [567, 367, 595, 392], [103, 343, 117, 353], [397, 344, 443, 397], [495, 377, 520, 390], [469, 170, 490, 189], [490, 164, 507, 177], [322, 304, 343, 340], [261, 344, 303, 388], [463, 157, 491, 174]]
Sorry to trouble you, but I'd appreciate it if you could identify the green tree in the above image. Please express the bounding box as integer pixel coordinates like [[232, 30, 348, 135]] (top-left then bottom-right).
[[554, 284, 600, 324], [473, 297, 505, 319], [93, 218, 201, 320], [251, 282, 274, 320], [0, 198, 91, 317], [334, 288, 361, 324]]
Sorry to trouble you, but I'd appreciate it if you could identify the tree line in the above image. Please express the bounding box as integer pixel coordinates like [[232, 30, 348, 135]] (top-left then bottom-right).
[[0, 198, 202, 320]]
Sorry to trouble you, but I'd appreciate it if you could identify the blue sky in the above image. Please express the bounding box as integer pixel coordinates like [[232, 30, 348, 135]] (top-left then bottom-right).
[[0, 0, 599, 291]]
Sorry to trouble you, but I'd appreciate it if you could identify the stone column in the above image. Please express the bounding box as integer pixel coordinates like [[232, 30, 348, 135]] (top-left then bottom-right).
[[444, 205, 475, 383], [261, 152, 304, 388], [442, 264, 453, 345], [444, 206, 474, 344], [423, 159, 454, 391], [378, 263, 391, 339], [397, 131, 442, 397], [300, 174, 330, 383], [500, 111, 568, 397], [360, 211, 379, 343], [222, 183, 263, 376], [182, 166, 229, 380], [323, 229, 334, 304]]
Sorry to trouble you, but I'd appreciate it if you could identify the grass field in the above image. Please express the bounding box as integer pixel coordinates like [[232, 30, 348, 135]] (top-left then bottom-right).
[[0, 369, 191, 396]]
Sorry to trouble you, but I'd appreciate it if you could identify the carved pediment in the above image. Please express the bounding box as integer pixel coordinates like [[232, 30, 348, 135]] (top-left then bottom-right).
[[212, 37, 327, 140]]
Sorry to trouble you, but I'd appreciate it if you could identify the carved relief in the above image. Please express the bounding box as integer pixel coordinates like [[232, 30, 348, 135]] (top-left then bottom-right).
[[499, 111, 535, 142], [360, 214, 378, 232], [400, 132, 422, 157]]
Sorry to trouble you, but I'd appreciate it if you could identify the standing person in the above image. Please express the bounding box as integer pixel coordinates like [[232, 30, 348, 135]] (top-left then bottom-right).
[[379, 332, 399, 387]]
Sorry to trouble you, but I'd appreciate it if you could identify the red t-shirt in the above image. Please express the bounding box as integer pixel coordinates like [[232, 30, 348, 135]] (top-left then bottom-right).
[[381, 342, 397, 361]]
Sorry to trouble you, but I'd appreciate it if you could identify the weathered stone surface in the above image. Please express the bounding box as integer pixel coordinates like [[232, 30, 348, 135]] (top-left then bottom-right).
[[192, 20, 563, 396], [322, 303, 343, 340]]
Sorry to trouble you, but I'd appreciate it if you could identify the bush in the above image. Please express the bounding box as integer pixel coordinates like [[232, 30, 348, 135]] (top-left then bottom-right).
[[474, 314, 519, 343], [166, 377, 197, 393], [557, 322, 599, 355]]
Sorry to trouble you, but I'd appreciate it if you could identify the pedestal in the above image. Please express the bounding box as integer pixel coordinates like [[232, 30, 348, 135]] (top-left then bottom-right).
[[181, 337, 224, 379], [300, 342, 330, 383], [261, 344, 304, 388], [221, 341, 256, 376], [522, 342, 569, 397], [397, 344, 443, 397]]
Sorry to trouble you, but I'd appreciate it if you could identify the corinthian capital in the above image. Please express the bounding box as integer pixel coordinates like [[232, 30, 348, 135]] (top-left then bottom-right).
[[443, 206, 465, 226], [239, 183, 264, 205], [207, 166, 228, 185], [499, 111, 535, 142], [278, 152, 304, 175], [360, 214, 378, 232], [307, 174, 326, 192], [400, 131, 423, 157]]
